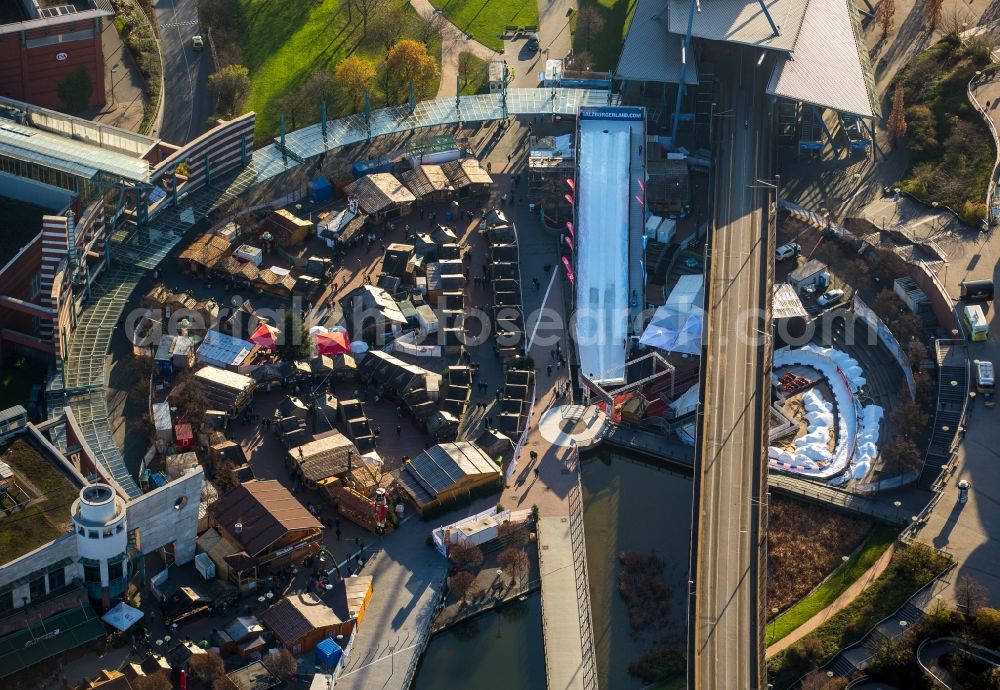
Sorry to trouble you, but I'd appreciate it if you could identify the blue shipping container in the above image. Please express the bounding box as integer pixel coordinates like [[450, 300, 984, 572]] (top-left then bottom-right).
[[310, 176, 333, 203]]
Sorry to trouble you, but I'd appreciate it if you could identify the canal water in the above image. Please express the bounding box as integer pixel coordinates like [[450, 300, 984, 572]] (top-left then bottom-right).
[[581, 450, 693, 690], [413, 592, 545, 689]]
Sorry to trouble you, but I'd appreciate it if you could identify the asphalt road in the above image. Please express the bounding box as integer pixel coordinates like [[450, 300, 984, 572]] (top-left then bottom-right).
[[154, 0, 213, 144], [691, 47, 772, 690]]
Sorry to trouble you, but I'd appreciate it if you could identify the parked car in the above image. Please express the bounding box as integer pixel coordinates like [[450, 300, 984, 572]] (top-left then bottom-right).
[[775, 242, 800, 261], [817, 288, 844, 307], [526, 33, 539, 53], [192, 35, 204, 51]]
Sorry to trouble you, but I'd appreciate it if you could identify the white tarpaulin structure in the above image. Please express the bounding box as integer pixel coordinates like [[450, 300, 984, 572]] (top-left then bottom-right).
[[102, 601, 144, 631], [640, 275, 704, 356]]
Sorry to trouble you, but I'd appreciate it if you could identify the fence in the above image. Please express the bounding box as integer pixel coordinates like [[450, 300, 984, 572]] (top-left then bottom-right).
[[567, 475, 599, 690], [430, 506, 533, 557], [852, 294, 916, 400], [793, 560, 955, 686], [398, 587, 446, 689], [967, 69, 1000, 226]]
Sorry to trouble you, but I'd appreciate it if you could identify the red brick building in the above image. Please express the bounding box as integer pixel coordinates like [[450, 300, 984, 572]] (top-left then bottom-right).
[[0, 0, 109, 111]]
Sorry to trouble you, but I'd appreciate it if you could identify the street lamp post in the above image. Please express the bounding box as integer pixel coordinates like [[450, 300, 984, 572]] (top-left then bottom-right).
[[894, 500, 902, 523], [110, 65, 118, 106], [769, 607, 779, 643]]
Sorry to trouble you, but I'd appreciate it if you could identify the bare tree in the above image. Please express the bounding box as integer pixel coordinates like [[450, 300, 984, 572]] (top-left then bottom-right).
[[189, 652, 226, 682], [355, 0, 388, 37], [135, 672, 173, 690], [882, 435, 921, 473], [368, 2, 408, 53], [956, 575, 989, 616], [924, 0, 944, 30], [887, 85, 907, 144], [213, 677, 239, 690], [498, 546, 530, 584], [801, 670, 848, 690], [449, 570, 476, 603], [449, 541, 484, 571], [497, 520, 529, 547], [263, 648, 298, 679], [876, 0, 896, 38]]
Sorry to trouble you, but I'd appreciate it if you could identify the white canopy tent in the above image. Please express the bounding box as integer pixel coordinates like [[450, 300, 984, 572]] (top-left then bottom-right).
[[102, 601, 144, 631], [640, 275, 704, 356]]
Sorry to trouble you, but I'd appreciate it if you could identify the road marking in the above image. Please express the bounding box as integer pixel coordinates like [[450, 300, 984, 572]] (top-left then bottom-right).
[[526, 269, 558, 352], [161, 20, 198, 28]]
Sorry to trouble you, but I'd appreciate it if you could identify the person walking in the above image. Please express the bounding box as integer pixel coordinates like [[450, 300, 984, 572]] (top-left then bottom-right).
[[547, 364, 553, 376]]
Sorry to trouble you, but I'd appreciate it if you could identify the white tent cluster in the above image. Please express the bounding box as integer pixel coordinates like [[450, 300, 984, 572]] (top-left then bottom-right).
[[767, 344, 882, 482], [639, 275, 704, 356]]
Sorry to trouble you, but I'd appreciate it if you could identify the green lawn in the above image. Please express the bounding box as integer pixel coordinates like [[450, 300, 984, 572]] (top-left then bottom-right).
[[767, 525, 897, 645], [235, 0, 441, 138], [430, 0, 538, 52], [459, 54, 490, 95], [767, 543, 952, 690], [571, 0, 637, 72]]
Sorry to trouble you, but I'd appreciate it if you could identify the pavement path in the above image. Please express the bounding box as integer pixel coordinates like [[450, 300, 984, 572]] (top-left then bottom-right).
[[765, 543, 897, 657], [334, 521, 450, 690], [407, 0, 499, 99], [88, 18, 147, 132]]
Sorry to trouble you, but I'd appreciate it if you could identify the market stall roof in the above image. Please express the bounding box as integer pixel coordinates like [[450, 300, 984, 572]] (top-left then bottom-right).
[[290, 432, 361, 484], [260, 592, 342, 647], [197, 330, 256, 368], [249, 323, 280, 351], [441, 158, 492, 188], [397, 442, 499, 505], [345, 173, 416, 215], [315, 330, 350, 356], [210, 480, 322, 557], [179, 233, 232, 270], [400, 164, 454, 197]]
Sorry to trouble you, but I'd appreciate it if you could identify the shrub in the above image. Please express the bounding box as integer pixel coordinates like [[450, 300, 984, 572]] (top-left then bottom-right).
[[618, 552, 671, 631], [627, 645, 684, 683], [975, 607, 1000, 647]]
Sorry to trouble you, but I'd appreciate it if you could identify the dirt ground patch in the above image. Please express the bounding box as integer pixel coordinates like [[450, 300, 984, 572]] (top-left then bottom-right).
[[766, 494, 874, 613]]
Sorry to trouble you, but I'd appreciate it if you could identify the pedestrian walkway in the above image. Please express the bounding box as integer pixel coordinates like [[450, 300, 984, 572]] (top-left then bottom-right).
[[407, 0, 499, 99], [765, 543, 897, 657], [538, 515, 593, 690], [334, 521, 449, 690], [88, 19, 148, 132]]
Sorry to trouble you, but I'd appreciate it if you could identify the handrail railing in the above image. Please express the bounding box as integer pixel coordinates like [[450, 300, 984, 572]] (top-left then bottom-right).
[[567, 473, 599, 690], [791, 560, 954, 687]]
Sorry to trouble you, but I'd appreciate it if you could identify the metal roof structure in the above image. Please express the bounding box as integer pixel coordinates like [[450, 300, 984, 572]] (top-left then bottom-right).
[[0, 120, 150, 182], [766, 0, 878, 118], [399, 442, 499, 505], [667, 0, 809, 50], [618, 0, 700, 83], [618, 0, 877, 119], [281, 88, 619, 161], [772, 283, 809, 319]]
